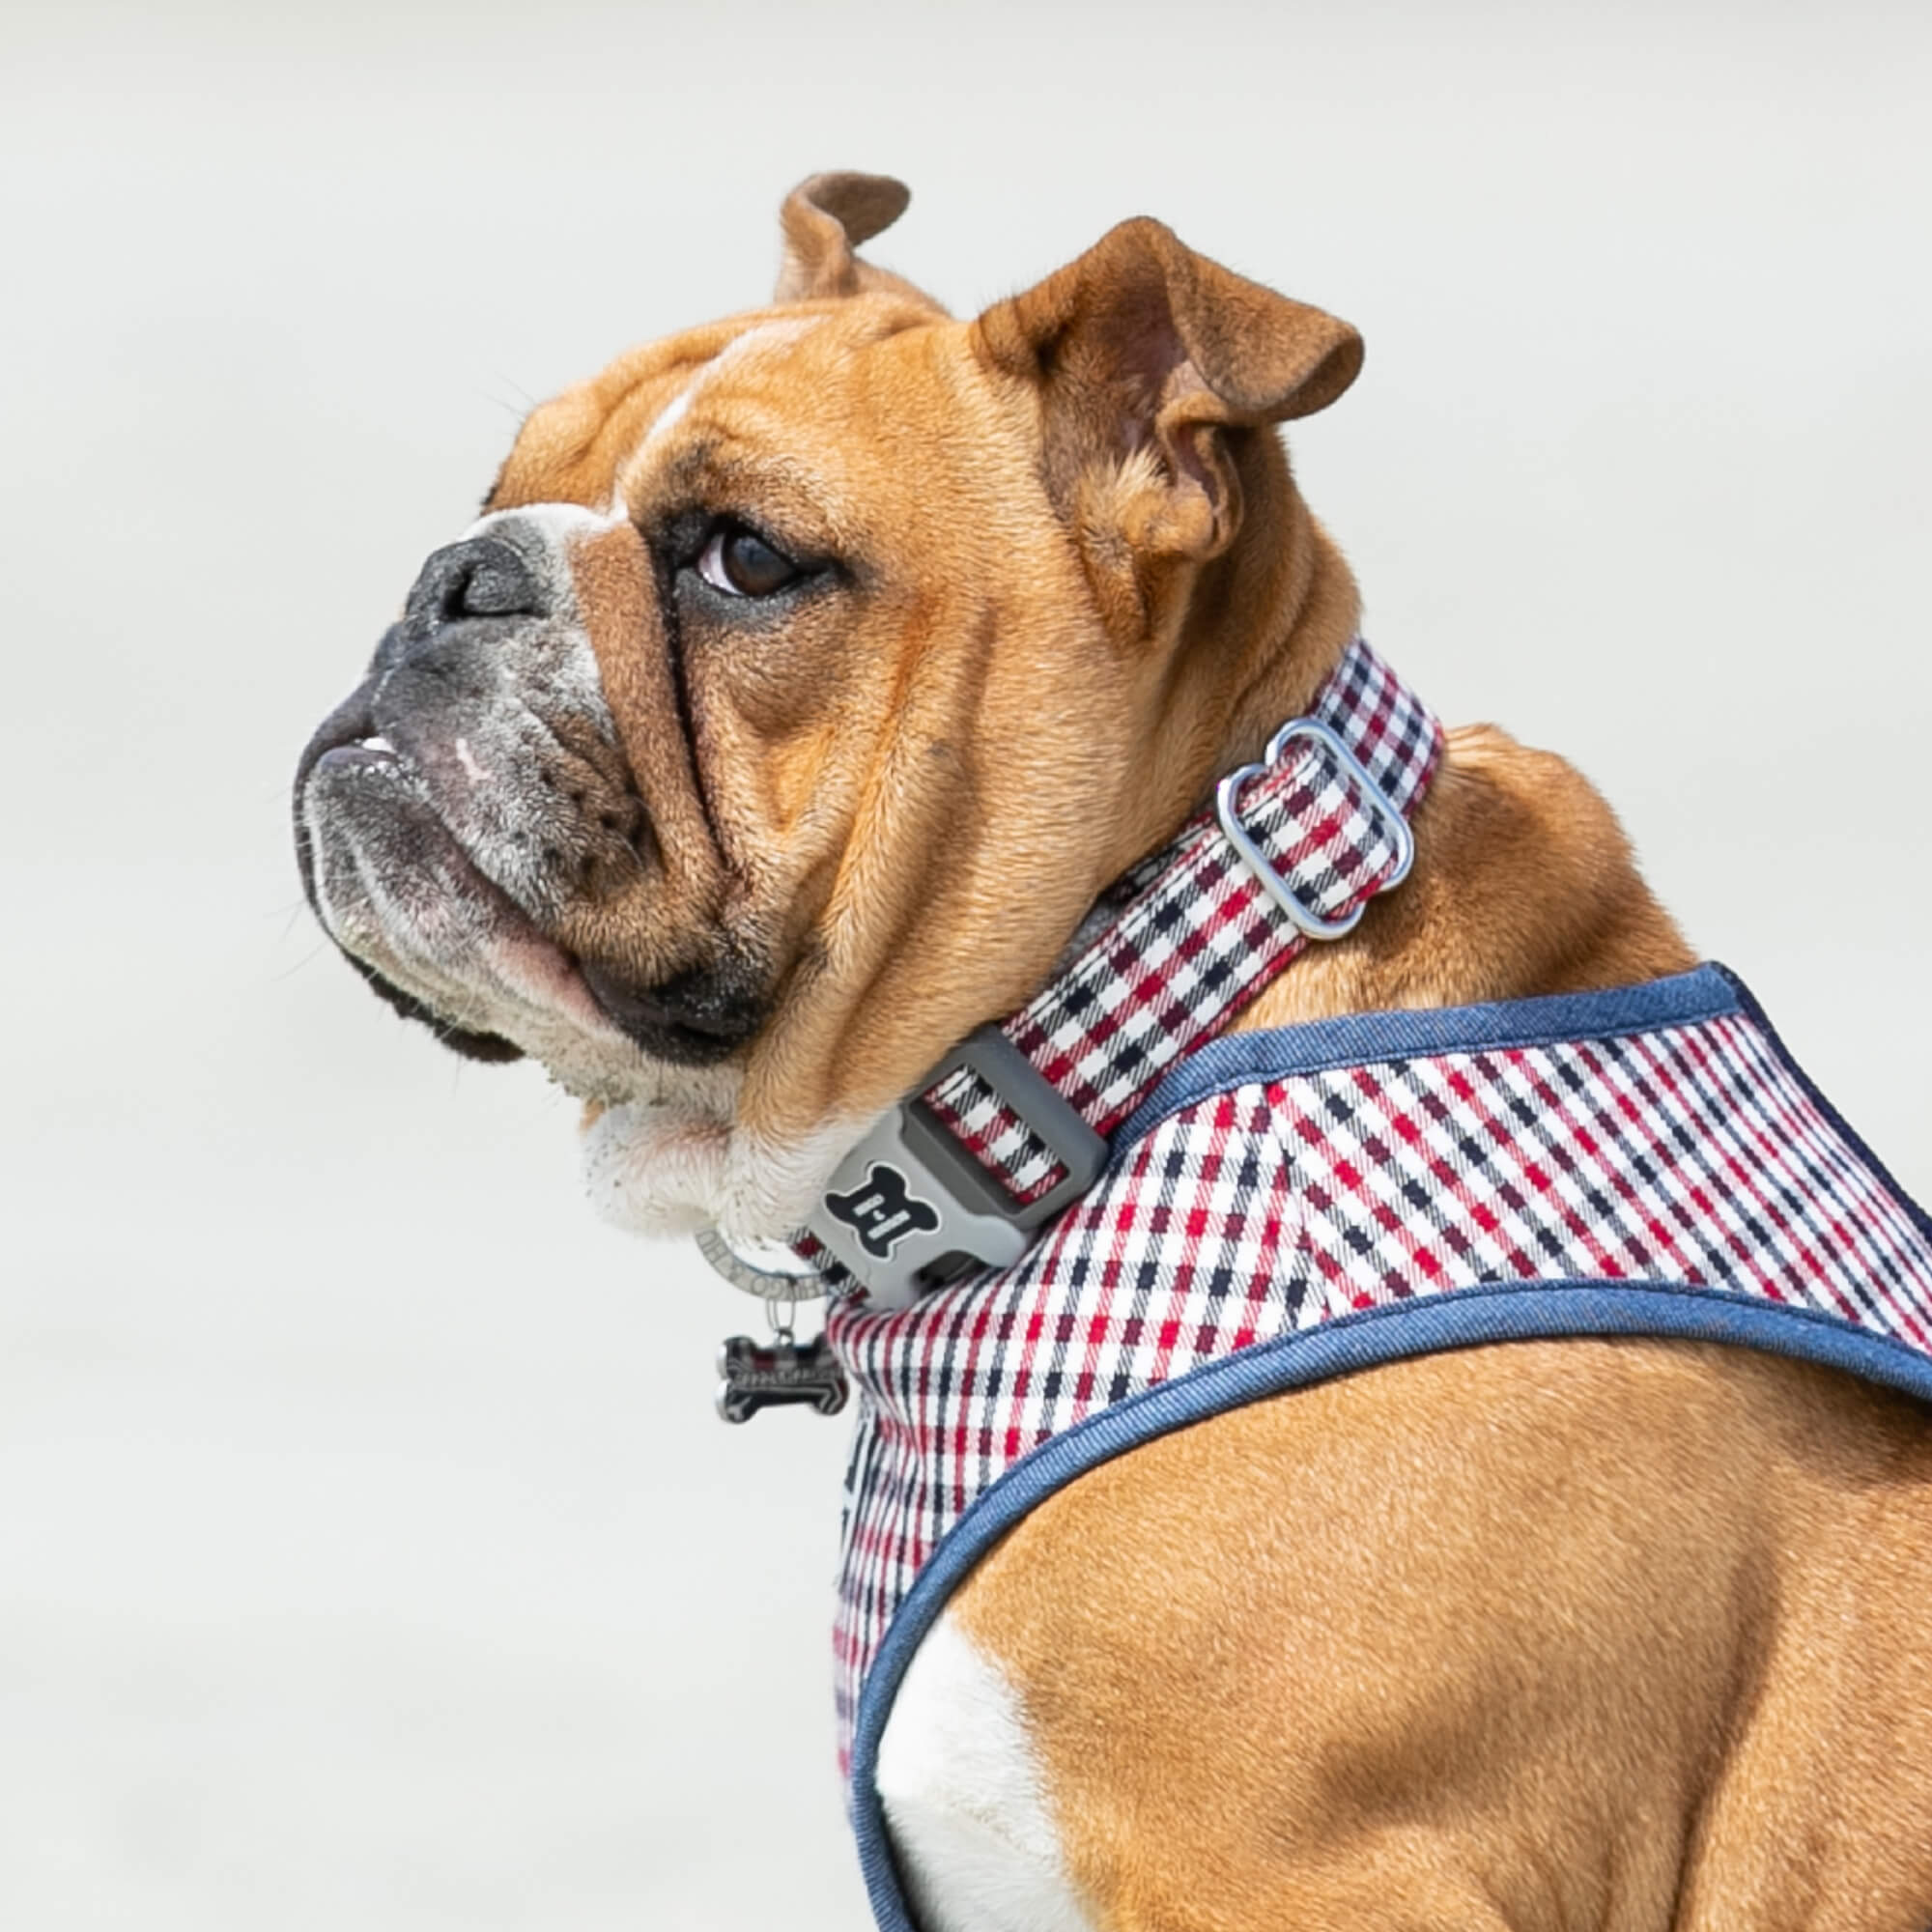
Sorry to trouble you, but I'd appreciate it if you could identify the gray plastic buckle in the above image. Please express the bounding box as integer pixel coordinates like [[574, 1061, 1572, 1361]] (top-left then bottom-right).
[[805, 1026, 1109, 1311]]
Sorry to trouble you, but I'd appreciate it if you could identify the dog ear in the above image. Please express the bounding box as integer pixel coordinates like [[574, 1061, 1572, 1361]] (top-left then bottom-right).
[[975, 218, 1361, 633], [775, 172, 917, 302]]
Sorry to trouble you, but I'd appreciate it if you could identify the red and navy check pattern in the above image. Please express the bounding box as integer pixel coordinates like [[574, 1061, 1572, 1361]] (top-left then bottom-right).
[[827, 1000, 1932, 1773], [918, 638, 1441, 1207]]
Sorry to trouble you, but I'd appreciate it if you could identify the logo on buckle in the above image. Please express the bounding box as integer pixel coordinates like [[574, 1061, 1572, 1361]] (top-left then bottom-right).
[[825, 1162, 943, 1260]]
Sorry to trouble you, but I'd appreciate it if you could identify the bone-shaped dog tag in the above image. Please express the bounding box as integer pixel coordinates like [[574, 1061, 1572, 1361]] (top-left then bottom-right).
[[715, 1333, 850, 1424]]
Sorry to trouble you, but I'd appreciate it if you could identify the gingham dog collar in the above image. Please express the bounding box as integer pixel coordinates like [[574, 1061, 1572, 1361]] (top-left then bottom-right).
[[799, 637, 1443, 1306]]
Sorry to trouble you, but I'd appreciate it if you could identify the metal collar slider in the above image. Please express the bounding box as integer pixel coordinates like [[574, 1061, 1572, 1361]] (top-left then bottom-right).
[[1214, 717, 1415, 941]]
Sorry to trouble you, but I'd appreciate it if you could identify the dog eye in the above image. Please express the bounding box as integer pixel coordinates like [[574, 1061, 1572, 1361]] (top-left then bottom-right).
[[696, 524, 799, 598]]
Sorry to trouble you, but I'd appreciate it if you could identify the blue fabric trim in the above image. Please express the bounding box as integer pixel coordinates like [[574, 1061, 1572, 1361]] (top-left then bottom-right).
[[846, 1279, 1932, 1932], [1111, 963, 1741, 1156]]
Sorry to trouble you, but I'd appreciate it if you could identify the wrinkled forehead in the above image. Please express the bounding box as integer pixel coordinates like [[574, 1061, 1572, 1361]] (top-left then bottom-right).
[[486, 297, 952, 519]]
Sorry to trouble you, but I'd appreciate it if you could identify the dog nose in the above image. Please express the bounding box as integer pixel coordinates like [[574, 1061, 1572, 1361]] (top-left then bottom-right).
[[404, 537, 547, 631]]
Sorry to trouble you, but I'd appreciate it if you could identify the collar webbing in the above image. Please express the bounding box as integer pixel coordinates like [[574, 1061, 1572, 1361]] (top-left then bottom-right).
[[920, 638, 1439, 1207]]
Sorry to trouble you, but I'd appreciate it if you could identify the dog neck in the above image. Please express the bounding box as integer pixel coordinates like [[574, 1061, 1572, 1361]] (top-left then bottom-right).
[[793, 632, 1440, 1301]]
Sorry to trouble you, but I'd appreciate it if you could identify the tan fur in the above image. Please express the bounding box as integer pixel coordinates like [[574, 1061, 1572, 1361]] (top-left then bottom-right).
[[336, 177, 1932, 1925]]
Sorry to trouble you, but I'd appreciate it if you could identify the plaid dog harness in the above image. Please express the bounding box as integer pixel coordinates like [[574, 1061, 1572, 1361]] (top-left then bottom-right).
[[787, 644, 1932, 1932], [831, 976, 1932, 1930]]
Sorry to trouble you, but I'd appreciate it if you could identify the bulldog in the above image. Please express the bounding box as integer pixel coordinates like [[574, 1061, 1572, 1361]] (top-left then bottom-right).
[[296, 175, 1932, 1931]]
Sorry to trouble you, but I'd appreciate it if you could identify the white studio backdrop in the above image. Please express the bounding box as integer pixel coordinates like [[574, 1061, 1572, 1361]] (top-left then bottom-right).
[[1, 3, 1928, 1926]]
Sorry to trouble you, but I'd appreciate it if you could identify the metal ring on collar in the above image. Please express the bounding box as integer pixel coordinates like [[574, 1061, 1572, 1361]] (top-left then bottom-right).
[[695, 1226, 831, 1302], [1213, 717, 1415, 942]]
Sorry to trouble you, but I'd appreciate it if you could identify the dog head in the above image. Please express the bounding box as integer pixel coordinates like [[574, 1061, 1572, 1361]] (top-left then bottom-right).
[[294, 172, 1364, 1243]]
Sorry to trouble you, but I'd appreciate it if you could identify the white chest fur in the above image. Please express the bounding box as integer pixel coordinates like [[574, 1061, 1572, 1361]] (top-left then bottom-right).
[[874, 1613, 1096, 1932]]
